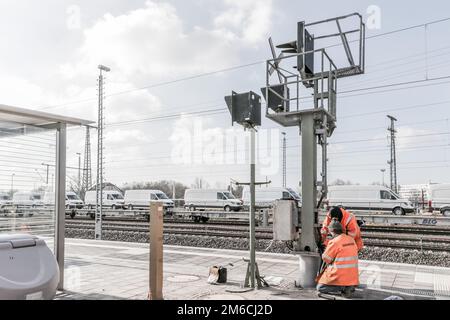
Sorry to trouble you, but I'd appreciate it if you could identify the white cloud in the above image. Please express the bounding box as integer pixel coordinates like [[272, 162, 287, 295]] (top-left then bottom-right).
[[103, 83, 163, 124], [60, 0, 273, 81], [396, 127, 443, 149], [106, 128, 150, 145], [0, 76, 50, 107], [214, 0, 273, 44], [0, 0, 277, 188], [60, 0, 254, 81]]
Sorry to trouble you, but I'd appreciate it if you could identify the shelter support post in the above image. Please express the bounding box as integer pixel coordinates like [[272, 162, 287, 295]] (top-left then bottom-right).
[[55, 123, 66, 290]]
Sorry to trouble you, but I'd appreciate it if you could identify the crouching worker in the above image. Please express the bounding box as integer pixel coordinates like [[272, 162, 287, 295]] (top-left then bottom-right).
[[317, 219, 359, 298], [321, 206, 363, 251]]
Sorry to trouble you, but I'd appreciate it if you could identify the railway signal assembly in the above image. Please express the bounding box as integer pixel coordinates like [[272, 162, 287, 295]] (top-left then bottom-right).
[[262, 13, 366, 288], [225, 91, 261, 127], [225, 91, 262, 289]]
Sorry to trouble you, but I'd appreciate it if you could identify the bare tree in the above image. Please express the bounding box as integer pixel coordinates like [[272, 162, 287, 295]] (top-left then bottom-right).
[[68, 175, 84, 199], [231, 185, 244, 198]]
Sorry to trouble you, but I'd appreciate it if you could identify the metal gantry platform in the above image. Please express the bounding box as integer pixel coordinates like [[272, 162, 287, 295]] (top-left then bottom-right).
[[262, 13, 366, 287]]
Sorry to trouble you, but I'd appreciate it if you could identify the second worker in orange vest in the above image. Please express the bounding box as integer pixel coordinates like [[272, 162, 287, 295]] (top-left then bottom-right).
[[321, 206, 363, 251]]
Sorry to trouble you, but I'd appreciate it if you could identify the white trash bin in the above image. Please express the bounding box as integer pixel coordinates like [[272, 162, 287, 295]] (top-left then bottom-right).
[[0, 234, 59, 300]]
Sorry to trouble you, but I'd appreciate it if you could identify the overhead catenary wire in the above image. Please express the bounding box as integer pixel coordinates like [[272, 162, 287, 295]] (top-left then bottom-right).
[[8, 16, 450, 187], [101, 160, 450, 181], [101, 137, 450, 167], [34, 16, 450, 112], [76, 117, 450, 152], [102, 80, 450, 128]]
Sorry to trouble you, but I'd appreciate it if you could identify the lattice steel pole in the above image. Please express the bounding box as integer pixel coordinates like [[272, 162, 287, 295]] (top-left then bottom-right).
[[82, 126, 92, 194], [387, 115, 398, 193], [95, 65, 110, 240]]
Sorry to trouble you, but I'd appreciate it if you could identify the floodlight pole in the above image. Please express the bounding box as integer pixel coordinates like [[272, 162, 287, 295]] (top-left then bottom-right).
[[95, 64, 110, 240]]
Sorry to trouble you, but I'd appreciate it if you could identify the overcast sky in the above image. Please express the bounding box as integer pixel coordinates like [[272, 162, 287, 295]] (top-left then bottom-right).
[[1, 0, 450, 193]]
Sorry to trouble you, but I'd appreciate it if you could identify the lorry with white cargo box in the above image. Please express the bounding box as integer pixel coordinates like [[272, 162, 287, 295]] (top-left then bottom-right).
[[124, 189, 174, 213], [184, 189, 243, 212], [12, 192, 44, 208], [326, 185, 414, 215], [84, 190, 125, 210], [43, 191, 84, 209], [427, 183, 450, 216]]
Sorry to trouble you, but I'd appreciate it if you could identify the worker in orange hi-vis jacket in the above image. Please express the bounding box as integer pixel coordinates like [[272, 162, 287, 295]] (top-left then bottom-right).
[[320, 206, 363, 251], [317, 219, 359, 298]]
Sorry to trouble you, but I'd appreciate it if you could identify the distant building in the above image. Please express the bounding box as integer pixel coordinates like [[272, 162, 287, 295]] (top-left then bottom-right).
[[88, 182, 123, 194]]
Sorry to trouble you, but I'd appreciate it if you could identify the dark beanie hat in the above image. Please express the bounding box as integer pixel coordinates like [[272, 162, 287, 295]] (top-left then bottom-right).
[[330, 207, 343, 221]]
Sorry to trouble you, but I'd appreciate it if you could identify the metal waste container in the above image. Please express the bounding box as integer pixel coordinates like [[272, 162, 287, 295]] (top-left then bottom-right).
[[0, 234, 59, 300]]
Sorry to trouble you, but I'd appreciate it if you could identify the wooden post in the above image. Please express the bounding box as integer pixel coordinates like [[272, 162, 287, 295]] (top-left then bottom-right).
[[149, 202, 164, 300]]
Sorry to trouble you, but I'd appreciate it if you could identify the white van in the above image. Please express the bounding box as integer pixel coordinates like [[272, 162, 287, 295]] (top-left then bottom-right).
[[0, 193, 12, 209], [184, 189, 243, 212], [12, 192, 44, 207], [84, 190, 125, 209], [43, 191, 84, 209], [242, 187, 301, 208], [124, 190, 174, 212], [326, 185, 414, 215], [428, 184, 450, 216]]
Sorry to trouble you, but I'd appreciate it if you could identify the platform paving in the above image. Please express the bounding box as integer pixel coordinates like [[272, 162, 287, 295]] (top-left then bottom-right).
[[55, 239, 450, 300]]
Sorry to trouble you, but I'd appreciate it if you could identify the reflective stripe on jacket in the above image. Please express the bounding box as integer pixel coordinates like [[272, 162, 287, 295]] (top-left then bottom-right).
[[321, 208, 364, 251], [318, 234, 359, 286]]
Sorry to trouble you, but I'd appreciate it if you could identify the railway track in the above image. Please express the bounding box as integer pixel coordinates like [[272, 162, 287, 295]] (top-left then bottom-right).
[[66, 223, 273, 240], [71, 215, 251, 226], [67, 218, 450, 234], [360, 224, 450, 236], [65, 220, 450, 252]]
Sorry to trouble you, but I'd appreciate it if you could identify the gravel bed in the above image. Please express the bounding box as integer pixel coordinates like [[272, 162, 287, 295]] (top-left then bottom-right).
[[66, 228, 450, 268]]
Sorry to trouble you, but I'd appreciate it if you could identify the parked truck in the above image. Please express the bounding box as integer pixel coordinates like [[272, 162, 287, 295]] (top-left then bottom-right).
[[84, 190, 125, 210], [124, 189, 174, 213], [326, 185, 414, 215], [184, 189, 243, 212], [427, 184, 450, 216]]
